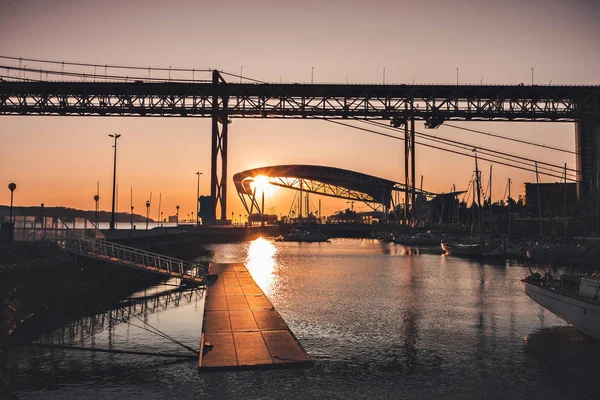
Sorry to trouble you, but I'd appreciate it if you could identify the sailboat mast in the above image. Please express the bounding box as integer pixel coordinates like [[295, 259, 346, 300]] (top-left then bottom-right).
[[507, 178, 512, 238], [535, 162, 543, 237], [474, 152, 483, 243], [489, 165, 493, 236], [563, 163, 567, 238]]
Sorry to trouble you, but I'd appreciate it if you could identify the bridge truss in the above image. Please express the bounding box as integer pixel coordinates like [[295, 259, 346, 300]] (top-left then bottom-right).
[[2, 77, 600, 219]]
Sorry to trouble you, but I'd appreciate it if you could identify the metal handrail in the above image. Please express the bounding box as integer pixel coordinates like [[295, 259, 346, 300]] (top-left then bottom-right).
[[62, 232, 205, 284]]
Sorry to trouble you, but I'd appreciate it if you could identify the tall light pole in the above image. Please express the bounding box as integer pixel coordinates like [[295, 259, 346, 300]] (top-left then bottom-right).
[[109, 133, 121, 230], [456, 68, 459, 85], [311, 66, 314, 84], [8, 183, 16, 243], [145, 200, 150, 231], [240, 66, 243, 83], [176, 205, 180, 227], [530, 68, 534, 85], [130, 205, 134, 229], [8, 182, 16, 224], [94, 194, 99, 227], [196, 172, 203, 227]]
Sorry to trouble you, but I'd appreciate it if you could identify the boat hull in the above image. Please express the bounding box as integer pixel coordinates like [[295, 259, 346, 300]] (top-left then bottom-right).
[[441, 240, 505, 257], [275, 232, 330, 242], [521, 279, 600, 339]]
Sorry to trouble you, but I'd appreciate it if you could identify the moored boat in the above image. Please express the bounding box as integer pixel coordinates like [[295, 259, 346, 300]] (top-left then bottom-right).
[[521, 273, 600, 339], [441, 239, 505, 257], [275, 229, 330, 243], [441, 151, 506, 258], [395, 232, 441, 246]]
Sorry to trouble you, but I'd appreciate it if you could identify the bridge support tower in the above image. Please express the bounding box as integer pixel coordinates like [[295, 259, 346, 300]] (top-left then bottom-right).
[[575, 120, 600, 202], [210, 70, 229, 222]]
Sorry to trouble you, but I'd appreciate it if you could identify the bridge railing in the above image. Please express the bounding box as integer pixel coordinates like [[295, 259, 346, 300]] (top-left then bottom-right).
[[63, 233, 206, 280]]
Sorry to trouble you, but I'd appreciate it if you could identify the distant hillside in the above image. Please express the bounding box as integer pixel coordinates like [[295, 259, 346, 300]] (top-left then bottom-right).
[[0, 205, 153, 223]]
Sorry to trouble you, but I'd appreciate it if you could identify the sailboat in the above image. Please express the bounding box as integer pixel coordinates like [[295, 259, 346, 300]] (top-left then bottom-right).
[[441, 152, 505, 257]]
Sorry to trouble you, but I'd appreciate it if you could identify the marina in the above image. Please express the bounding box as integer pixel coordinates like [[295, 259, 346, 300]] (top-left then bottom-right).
[[3, 238, 600, 399], [1, 3, 599, 398]]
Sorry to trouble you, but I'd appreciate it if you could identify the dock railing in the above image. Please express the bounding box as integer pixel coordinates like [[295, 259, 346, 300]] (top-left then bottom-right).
[[62, 232, 206, 285]]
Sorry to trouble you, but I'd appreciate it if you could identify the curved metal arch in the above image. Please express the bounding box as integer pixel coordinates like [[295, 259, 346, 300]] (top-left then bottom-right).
[[232, 165, 436, 215]]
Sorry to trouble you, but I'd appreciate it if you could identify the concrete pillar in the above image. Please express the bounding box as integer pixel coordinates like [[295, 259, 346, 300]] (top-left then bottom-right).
[[575, 120, 600, 200]]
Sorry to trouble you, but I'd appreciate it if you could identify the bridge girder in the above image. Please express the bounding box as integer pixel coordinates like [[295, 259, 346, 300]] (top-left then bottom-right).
[[0, 82, 598, 121], [3, 81, 600, 216]]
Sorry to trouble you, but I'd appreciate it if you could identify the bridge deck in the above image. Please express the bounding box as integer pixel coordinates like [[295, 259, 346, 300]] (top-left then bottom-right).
[[199, 262, 312, 371]]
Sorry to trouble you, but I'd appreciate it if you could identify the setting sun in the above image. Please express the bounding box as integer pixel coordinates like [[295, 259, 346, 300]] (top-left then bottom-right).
[[250, 175, 276, 196]]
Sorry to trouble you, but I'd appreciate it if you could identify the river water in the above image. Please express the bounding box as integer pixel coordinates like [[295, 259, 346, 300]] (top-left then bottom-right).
[[5, 238, 600, 399]]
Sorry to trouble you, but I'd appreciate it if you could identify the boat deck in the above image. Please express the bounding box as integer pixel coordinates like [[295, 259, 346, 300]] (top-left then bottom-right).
[[198, 262, 313, 371]]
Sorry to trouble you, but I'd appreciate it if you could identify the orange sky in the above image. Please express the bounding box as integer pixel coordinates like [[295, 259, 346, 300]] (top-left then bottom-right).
[[1, 0, 598, 220]]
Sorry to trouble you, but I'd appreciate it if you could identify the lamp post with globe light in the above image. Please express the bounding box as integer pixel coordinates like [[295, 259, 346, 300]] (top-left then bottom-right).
[[8, 183, 16, 223], [94, 194, 100, 228], [8, 183, 16, 242], [145, 200, 150, 231]]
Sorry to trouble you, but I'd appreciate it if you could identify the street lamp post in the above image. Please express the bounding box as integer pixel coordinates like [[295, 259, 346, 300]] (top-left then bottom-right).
[[145, 200, 150, 231], [8, 183, 16, 242], [130, 205, 134, 229], [94, 194, 99, 228], [8, 183, 16, 224], [196, 172, 203, 227], [176, 205, 180, 227], [109, 133, 121, 230], [530, 68, 534, 85]]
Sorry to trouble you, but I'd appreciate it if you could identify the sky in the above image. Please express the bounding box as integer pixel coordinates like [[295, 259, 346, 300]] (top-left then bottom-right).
[[1, 0, 599, 221]]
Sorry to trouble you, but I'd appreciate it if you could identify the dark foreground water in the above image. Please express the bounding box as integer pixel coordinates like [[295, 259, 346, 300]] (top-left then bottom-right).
[[5, 238, 600, 399]]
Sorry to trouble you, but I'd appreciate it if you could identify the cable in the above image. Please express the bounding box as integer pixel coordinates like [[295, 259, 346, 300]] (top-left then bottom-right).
[[0, 56, 267, 83], [0, 55, 212, 73], [365, 120, 576, 180], [0, 65, 212, 83], [359, 119, 577, 180], [364, 119, 579, 176], [326, 119, 575, 182], [445, 123, 579, 156]]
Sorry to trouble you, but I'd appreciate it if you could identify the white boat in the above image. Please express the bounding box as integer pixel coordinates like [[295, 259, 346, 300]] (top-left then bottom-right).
[[395, 232, 441, 246], [521, 274, 600, 339], [441, 239, 505, 257], [275, 229, 330, 243]]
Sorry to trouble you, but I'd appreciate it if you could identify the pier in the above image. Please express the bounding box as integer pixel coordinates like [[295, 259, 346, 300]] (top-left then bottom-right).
[[199, 262, 312, 371]]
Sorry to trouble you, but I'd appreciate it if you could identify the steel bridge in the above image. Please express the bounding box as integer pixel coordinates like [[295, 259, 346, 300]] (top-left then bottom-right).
[[2, 75, 600, 220]]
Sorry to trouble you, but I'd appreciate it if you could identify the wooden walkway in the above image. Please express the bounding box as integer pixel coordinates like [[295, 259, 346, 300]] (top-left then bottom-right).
[[199, 262, 312, 371]]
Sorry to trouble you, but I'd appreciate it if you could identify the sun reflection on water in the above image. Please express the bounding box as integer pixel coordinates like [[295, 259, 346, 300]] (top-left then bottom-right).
[[245, 237, 277, 295]]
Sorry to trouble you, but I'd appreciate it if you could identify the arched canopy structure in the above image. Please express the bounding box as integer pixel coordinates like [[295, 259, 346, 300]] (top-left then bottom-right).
[[232, 165, 437, 215]]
